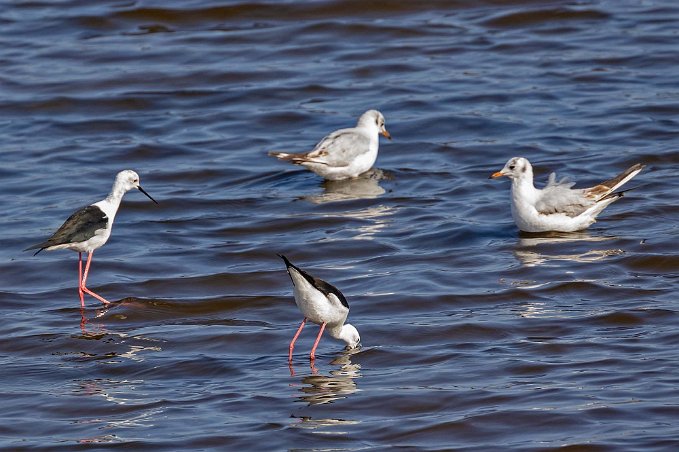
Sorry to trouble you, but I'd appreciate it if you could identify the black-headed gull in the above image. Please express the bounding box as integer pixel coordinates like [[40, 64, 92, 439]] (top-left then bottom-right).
[[269, 110, 391, 181], [25, 170, 158, 307], [490, 157, 644, 232], [277, 254, 360, 362]]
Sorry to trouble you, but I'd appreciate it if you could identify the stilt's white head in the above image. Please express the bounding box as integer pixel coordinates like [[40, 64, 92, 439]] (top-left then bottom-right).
[[114, 170, 158, 204], [114, 170, 143, 192], [340, 323, 361, 349]]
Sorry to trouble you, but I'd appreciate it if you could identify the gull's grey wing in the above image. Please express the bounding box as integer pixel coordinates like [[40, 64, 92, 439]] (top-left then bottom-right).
[[306, 128, 371, 166], [535, 173, 595, 217], [25, 205, 108, 251]]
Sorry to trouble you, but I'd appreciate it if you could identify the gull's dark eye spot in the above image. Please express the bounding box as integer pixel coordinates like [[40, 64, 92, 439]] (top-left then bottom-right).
[[509, 165, 515, 170]]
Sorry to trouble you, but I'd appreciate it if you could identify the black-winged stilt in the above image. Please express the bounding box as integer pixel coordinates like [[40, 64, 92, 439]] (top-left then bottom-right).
[[277, 254, 360, 362], [25, 170, 158, 307]]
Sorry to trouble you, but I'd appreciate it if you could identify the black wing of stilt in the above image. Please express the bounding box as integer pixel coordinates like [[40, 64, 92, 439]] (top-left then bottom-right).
[[277, 254, 349, 308], [24, 205, 108, 255]]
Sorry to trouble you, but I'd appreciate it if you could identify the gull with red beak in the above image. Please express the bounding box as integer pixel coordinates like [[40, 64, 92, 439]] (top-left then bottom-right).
[[490, 157, 644, 232]]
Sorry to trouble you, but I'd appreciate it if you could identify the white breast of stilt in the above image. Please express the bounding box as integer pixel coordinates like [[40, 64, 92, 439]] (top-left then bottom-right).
[[74, 201, 113, 252], [83, 187, 124, 252]]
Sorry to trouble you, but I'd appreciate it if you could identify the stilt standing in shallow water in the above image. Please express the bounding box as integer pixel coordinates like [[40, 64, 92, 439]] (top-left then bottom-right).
[[25, 170, 158, 307], [277, 254, 360, 362]]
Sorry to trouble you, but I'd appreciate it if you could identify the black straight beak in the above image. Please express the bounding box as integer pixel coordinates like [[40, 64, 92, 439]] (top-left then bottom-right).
[[138, 186, 158, 204]]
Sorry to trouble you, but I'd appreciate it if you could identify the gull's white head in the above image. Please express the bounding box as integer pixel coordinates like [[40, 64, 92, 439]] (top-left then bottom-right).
[[340, 323, 361, 349], [114, 170, 158, 204], [358, 110, 391, 140], [490, 157, 532, 180]]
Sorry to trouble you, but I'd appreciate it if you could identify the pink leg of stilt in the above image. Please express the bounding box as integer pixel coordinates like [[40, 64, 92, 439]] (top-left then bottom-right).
[[78, 253, 85, 308], [309, 322, 326, 361], [309, 359, 319, 375], [80, 251, 110, 305], [288, 318, 307, 362], [80, 306, 87, 334]]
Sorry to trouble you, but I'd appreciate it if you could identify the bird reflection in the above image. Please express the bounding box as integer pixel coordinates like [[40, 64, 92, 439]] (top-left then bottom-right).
[[73, 377, 163, 444], [70, 320, 163, 444], [514, 231, 622, 267], [291, 414, 360, 432], [296, 169, 396, 241], [79, 307, 109, 338], [305, 168, 387, 204], [77, 305, 163, 362], [290, 351, 361, 406]]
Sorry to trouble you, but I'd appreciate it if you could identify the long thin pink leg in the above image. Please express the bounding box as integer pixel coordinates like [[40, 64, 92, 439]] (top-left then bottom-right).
[[78, 253, 85, 308], [81, 251, 110, 305], [80, 306, 87, 334], [81, 251, 93, 285], [288, 318, 307, 362], [309, 322, 326, 361]]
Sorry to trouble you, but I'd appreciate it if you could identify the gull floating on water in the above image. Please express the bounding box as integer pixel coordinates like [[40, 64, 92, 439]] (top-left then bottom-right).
[[25, 170, 158, 307], [277, 254, 360, 362], [490, 157, 644, 232], [269, 110, 391, 181]]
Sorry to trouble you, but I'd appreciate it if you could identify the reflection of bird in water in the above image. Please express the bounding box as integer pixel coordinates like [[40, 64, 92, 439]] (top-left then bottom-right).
[[295, 353, 361, 406], [269, 110, 391, 181], [290, 413, 360, 433], [79, 307, 109, 339], [515, 248, 624, 267], [25, 170, 158, 307], [305, 168, 387, 204], [513, 231, 623, 267], [73, 377, 163, 444], [277, 255, 360, 362], [490, 157, 643, 232], [303, 169, 394, 241]]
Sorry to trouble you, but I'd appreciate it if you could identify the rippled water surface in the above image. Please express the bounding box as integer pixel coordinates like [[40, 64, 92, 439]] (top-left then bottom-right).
[[1, 0, 678, 450]]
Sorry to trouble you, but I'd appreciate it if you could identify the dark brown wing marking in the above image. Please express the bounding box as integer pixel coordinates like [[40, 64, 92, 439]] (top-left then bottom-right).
[[584, 163, 645, 200]]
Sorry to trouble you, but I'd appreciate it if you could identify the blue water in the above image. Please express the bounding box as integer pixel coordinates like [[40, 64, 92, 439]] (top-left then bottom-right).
[[1, 0, 678, 450]]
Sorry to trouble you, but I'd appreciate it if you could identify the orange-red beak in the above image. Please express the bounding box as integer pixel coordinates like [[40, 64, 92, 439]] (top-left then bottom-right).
[[489, 171, 505, 179], [381, 129, 392, 140]]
